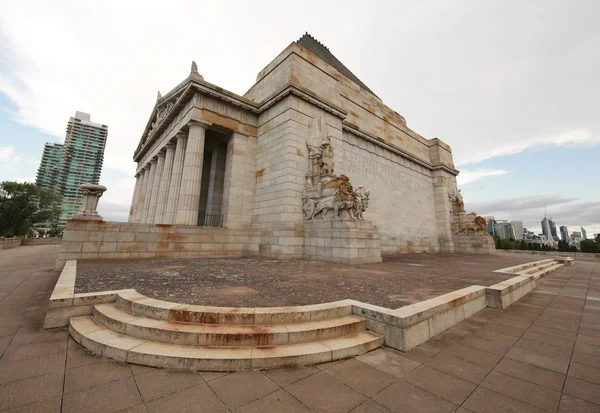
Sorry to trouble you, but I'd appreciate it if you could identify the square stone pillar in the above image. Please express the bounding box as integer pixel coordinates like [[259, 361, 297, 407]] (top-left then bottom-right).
[[154, 143, 176, 224], [175, 122, 206, 225], [222, 132, 255, 228], [165, 133, 187, 224], [147, 151, 165, 223], [128, 171, 142, 223], [432, 169, 455, 253], [140, 160, 157, 223]]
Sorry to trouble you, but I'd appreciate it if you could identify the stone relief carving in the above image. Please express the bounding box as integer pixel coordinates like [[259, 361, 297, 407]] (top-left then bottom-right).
[[303, 117, 370, 220], [449, 188, 488, 236], [148, 101, 175, 136]]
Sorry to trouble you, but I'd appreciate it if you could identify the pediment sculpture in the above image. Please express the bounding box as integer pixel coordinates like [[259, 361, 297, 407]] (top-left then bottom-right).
[[302, 117, 370, 220]]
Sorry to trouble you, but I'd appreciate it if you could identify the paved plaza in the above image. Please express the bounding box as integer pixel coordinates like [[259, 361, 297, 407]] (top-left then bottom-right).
[[1, 245, 600, 412]]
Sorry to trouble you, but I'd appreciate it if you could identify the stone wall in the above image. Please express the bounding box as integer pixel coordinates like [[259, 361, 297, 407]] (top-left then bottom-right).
[[452, 234, 496, 255], [55, 220, 253, 271], [21, 237, 62, 246], [0, 237, 22, 250]]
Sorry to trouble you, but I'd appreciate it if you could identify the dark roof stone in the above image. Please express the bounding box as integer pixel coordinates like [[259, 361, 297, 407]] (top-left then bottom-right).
[[296, 33, 378, 98]]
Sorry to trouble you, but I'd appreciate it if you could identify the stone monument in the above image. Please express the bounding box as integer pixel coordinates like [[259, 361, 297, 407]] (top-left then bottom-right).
[[55, 33, 494, 270]]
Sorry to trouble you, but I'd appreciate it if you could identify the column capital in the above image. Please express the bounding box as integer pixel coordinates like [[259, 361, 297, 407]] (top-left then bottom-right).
[[166, 141, 177, 149], [188, 120, 208, 129]]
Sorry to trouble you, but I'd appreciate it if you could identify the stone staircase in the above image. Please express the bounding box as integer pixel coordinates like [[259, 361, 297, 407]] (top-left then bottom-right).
[[69, 290, 383, 371], [520, 259, 564, 277]]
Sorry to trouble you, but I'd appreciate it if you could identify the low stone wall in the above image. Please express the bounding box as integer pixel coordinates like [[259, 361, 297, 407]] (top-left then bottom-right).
[[498, 249, 600, 262], [0, 237, 23, 250], [56, 220, 254, 271], [21, 237, 62, 246]]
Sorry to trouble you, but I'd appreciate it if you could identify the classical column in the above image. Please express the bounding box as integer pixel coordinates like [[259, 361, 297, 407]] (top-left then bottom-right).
[[128, 172, 142, 223], [175, 122, 206, 225], [154, 142, 176, 224], [164, 133, 187, 224], [134, 169, 147, 223], [140, 158, 157, 223], [147, 151, 165, 223]]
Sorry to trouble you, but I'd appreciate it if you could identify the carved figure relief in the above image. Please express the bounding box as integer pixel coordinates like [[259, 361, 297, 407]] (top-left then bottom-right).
[[303, 116, 370, 221]]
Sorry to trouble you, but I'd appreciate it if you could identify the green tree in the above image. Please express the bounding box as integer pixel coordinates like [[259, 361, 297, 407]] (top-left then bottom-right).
[[580, 239, 599, 253], [0, 182, 62, 237]]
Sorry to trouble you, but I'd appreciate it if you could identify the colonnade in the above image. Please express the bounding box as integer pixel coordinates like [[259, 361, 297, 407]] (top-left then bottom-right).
[[130, 121, 207, 226]]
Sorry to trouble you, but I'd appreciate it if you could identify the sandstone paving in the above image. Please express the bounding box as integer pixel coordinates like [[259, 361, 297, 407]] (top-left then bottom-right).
[[1, 245, 600, 412]]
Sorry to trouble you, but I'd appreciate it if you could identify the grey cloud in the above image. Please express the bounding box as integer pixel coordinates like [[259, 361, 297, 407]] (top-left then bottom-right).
[[466, 195, 600, 233]]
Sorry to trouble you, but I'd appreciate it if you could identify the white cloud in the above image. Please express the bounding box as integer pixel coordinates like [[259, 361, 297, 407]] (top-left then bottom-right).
[[457, 169, 509, 185], [457, 129, 600, 166], [0, 145, 14, 161]]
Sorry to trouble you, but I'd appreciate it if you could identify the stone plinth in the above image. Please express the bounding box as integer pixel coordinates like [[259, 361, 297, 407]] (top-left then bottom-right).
[[303, 219, 382, 264], [72, 184, 107, 221], [453, 234, 496, 255]]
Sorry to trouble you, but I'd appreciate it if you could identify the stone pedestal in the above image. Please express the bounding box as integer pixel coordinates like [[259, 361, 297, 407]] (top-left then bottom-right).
[[303, 219, 382, 264], [72, 184, 107, 221]]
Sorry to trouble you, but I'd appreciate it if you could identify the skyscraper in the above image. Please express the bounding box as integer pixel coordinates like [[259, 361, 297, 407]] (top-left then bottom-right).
[[35, 111, 107, 227], [541, 217, 552, 239], [560, 226, 569, 243], [36, 143, 64, 190], [581, 227, 587, 240], [510, 220, 524, 240], [550, 219, 557, 237]]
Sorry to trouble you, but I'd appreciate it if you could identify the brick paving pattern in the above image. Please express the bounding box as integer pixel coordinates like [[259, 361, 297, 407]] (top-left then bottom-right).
[[1, 245, 599, 412], [75, 253, 541, 307]]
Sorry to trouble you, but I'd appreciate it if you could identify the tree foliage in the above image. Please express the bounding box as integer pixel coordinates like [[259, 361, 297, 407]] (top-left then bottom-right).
[[0, 182, 62, 237]]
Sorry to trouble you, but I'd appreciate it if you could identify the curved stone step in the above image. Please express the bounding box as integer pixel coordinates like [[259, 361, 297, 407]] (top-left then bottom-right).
[[93, 303, 367, 346], [115, 290, 352, 325], [70, 316, 383, 371]]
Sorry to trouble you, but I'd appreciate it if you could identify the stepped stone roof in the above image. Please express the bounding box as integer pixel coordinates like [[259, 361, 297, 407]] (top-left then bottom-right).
[[296, 33, 379, 98]]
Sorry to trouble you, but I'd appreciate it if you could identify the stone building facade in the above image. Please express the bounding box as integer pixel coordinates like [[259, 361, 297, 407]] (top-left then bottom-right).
[[57, 34, 492, 269]]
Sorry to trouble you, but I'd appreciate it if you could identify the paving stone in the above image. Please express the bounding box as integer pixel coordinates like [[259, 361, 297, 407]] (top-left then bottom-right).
[[459, 334, 513, 355], [448, 318, 485, 335], [521, 330, 576, 349], [1, 339, 67, 362], [324, 358, 396, 397], [0, 352, 65, 385], [1, 396, 62, 413], [463, 386, 545, 413], [430, 329, 466, 345], [372, 379, 456, 413], [575, 338, 600, 356], [442, 343, 502, 369], [350, 399, 391, 413], [568, 362, 600, 385], [129, 364, 157, 376], [0, 371, 64, 411], [314, 359, 342, 370], [10, 325, 68, 346], [208, 371, 280, 410], [133, 368, 204, 402], [64, 358, 132, 394], [286, 372, 367, 413], [199, 371, 229, 382], [262, 366, 319, 387], [65, 339, 104, 369], [472, 326, 521, 343], [398, 344, 438, 363], [62, 376, 142, 413], [505, 345, 571, 374], [356, 348, 421, 379], [425, 352, 492, 384], [563, 376, 600, 406], [579, 327, 600, 338], [481, 370, 561, 411], [403, 364, 476, 405], [144, 383, 228, 413], [235, 389, 311, 413], [558, 394, 600, 413], [115, 405, 148, 413], [494, 357, 565, 391]]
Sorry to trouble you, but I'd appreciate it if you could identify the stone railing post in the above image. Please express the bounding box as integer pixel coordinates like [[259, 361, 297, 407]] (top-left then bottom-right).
[[73, 184, 107, 221]]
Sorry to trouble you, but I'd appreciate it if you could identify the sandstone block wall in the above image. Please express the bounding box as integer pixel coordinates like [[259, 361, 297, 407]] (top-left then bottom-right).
[[0, 238, 22, 250]]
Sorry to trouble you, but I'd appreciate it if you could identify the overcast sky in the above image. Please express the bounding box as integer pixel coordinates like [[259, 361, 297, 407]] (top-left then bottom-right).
[[1, 0, 598, 235]]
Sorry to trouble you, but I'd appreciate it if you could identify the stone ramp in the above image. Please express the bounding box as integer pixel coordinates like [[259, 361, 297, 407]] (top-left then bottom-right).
[[69, 291, 383, 371]]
